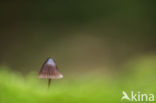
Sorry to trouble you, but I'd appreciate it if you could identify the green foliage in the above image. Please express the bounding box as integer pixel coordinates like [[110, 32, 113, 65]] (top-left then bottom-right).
[[0, 55, 156, 103], [0, 68, 120, 103]]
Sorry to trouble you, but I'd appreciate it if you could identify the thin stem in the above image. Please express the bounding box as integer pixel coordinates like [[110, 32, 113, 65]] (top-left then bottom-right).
[[48, 79, 51, 88]]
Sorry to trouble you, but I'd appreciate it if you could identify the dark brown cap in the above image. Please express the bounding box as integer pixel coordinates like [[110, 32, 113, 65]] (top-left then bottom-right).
[[38, 58, 63, 79]]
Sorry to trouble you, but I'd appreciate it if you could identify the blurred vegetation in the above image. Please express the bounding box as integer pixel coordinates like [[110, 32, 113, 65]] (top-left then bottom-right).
[[0, 67, 120, 103], [0, 55, 156, 103], [0, 0, 156, 74]]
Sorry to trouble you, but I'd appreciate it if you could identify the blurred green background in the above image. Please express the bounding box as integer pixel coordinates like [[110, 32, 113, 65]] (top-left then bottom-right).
[[0, 0, 156, 103]]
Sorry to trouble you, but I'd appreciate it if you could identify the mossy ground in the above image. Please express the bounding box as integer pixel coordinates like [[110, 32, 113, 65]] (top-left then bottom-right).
[[0, 55, 156, 103]]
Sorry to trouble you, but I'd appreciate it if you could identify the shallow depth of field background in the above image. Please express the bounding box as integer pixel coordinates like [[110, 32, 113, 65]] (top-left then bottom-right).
[[0, 0, 156, 103]]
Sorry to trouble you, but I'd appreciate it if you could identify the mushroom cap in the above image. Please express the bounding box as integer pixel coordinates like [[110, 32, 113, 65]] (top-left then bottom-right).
[[39, 58, 63, 79]]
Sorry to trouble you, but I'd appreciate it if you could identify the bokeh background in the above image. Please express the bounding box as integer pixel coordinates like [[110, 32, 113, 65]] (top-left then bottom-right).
[[0, 0, 156, 103]]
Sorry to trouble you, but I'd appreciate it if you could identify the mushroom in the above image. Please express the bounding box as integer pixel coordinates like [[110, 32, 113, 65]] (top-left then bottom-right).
[[38, 57, 63, 88]]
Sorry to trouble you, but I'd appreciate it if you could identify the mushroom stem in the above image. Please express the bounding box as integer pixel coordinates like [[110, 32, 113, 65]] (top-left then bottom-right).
[[48, 79, 51, 88]]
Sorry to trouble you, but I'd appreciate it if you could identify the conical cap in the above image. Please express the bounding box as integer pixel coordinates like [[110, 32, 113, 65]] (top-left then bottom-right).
[[39, 58, 63, 79]]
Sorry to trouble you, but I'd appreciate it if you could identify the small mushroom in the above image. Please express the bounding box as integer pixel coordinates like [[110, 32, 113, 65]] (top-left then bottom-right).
[[38, 57, 63, 88]]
